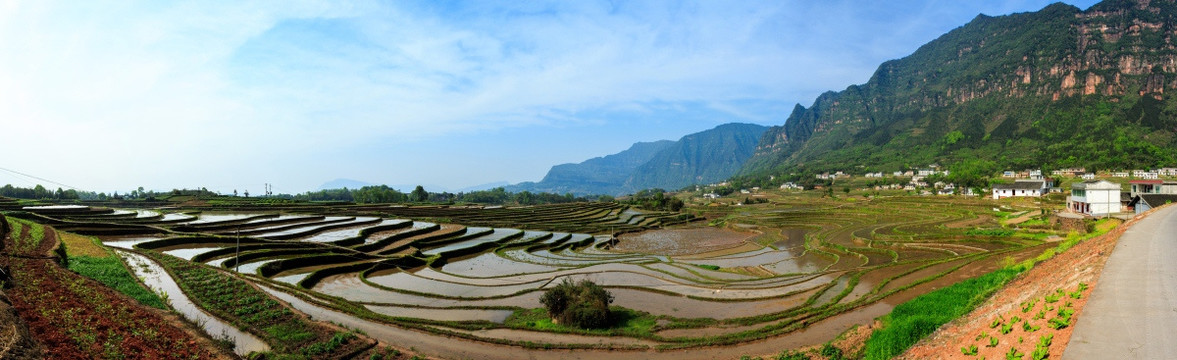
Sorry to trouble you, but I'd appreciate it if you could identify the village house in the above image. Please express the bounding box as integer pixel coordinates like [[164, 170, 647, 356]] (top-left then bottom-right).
[[1051, 168, 1086, 177], [1129, 194, 1177, 214], [1128, 180, 1177, 196], [1068, 180, 1122, 216], [1029, 170, 1043, 180], [1111, 171, 1129, 178], [779, 182, 801, 190], [1158, 168, 1177, 177], [991, 179, 1048, 199], [1131, 170, 1159, 179], [1081, 173, 1096, 180], [703, 193, 720, 199], [1002, 171, 1016, 178]]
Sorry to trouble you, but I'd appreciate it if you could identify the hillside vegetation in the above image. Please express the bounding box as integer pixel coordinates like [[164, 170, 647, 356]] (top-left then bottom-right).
[[743, 0, 1177, 181]]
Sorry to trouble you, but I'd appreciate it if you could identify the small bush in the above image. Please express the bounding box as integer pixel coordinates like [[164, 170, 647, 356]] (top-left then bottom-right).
[[819, 344, 844, 360], [775, 350, 811, 360], [540, 279, 614, 329]]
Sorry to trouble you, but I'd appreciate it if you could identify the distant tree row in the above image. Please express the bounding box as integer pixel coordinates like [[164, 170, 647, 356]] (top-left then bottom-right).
[[621, 189, 684, 212], [286, 186, 600, 205], [0, 184, 104, 200], [0, 184, 202, 201]]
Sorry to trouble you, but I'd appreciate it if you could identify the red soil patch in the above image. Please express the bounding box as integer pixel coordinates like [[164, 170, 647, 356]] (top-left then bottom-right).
[[1, 218, 227, 359]]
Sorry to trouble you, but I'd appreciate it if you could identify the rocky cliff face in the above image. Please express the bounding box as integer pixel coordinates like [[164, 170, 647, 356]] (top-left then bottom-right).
[[745, 0, 1177, 176]]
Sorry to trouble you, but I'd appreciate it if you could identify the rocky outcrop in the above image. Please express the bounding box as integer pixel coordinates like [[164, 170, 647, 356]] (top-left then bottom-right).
[[745, 0, 1177, 176]]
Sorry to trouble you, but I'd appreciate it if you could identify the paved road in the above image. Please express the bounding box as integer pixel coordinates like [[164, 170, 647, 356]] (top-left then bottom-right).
[[1065, 205, 1177, 359]]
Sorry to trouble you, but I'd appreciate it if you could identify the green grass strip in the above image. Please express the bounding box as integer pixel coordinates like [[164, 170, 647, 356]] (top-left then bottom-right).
[[69, 255, 168, 309], [861, 267, 1022, 360]]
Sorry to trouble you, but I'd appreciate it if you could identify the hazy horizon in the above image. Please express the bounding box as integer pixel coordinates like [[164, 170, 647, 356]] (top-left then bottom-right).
[[1, 0, 1099, 195]]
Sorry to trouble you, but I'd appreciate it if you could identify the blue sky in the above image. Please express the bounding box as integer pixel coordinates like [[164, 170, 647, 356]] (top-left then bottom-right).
[[0, 0, 1099, 194]]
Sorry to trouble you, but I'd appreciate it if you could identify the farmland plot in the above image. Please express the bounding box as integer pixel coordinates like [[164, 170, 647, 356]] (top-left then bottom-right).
[[8, 196, 1059, 359]]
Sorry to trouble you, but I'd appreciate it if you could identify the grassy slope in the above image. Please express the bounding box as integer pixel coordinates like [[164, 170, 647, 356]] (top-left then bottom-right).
[[57, 230, 169, 309]]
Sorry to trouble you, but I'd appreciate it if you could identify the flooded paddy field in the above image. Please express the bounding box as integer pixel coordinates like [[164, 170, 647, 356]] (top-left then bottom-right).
[[20, 196, 1067, 359]]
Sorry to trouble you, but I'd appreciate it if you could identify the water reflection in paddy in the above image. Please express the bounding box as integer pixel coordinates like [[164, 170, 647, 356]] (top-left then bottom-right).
[[117, 250, 269, 356]]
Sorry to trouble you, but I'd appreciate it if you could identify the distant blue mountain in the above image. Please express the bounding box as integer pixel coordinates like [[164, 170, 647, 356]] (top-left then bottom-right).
[[509, 123, 768, 196]]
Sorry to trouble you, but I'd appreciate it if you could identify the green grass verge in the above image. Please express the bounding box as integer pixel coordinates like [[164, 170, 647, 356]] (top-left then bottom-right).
[[69, 255, 168, 309], [505, 307, 658, 337], [861, 267, 1023, 360]]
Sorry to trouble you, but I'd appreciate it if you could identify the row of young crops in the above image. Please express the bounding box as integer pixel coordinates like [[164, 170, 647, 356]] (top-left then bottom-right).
[[7, 195, 1064, 358]]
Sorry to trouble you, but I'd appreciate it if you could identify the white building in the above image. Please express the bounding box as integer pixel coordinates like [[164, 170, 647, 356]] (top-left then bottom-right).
[[1068, 180, 1122, 216], [1081, 173, 1096, 180], [1111, 171, 1129, 178], [1132, 170, 1159, 179], [992, 179, 1048, 199]]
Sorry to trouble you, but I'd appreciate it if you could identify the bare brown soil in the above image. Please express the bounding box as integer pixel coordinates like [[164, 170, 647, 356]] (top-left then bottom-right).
[[0, 289, 42, 360], [898, 214, 1144, 359], [615, 227, 758, 256]]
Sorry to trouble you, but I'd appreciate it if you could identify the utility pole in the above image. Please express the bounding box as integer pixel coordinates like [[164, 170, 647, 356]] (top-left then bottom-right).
[[235, 226, 241, 273]]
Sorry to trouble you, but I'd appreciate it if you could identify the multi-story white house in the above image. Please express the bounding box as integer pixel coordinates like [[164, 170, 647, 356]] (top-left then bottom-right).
[[1068, 180, 1122, 216], [992, 179, 1048, 199]]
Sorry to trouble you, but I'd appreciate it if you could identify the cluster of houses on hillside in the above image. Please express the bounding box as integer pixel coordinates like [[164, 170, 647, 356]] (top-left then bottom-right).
[[817, 166, 950, 180], [703, 166, 1176, 217], [1041, 167, 1177, 180]]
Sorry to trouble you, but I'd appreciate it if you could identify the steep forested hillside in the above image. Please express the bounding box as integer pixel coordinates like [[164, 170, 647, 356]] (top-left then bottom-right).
[[743, 0, 1177, 181], [626, 123, 767, 191]]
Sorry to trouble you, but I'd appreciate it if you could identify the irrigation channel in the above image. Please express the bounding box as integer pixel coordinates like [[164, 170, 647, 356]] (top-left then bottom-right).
[[11, 198, 1051, 358]]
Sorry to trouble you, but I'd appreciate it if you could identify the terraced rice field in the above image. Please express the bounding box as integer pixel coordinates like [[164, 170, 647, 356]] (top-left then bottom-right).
[[9, 196, 1053, 359]]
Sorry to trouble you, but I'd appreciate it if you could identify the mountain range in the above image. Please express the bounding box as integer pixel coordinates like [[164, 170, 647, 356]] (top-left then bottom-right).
[[508, 123, 767, 196], [741, 0, 1177, 179]]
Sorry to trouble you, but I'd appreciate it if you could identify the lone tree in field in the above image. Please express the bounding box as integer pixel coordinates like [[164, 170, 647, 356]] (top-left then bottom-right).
[[410, 185, 428, 202], [540, 278, 614, 328]]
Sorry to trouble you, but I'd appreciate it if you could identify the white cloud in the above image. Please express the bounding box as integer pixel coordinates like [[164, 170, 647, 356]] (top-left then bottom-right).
[[0, 0, 1100, 192]]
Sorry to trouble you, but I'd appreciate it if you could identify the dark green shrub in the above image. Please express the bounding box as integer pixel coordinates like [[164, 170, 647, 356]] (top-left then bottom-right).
[[540, 278, 614, 329]]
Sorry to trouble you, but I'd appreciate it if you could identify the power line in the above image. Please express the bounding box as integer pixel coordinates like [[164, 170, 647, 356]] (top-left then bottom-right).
[[0, 166, 84, 192]]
